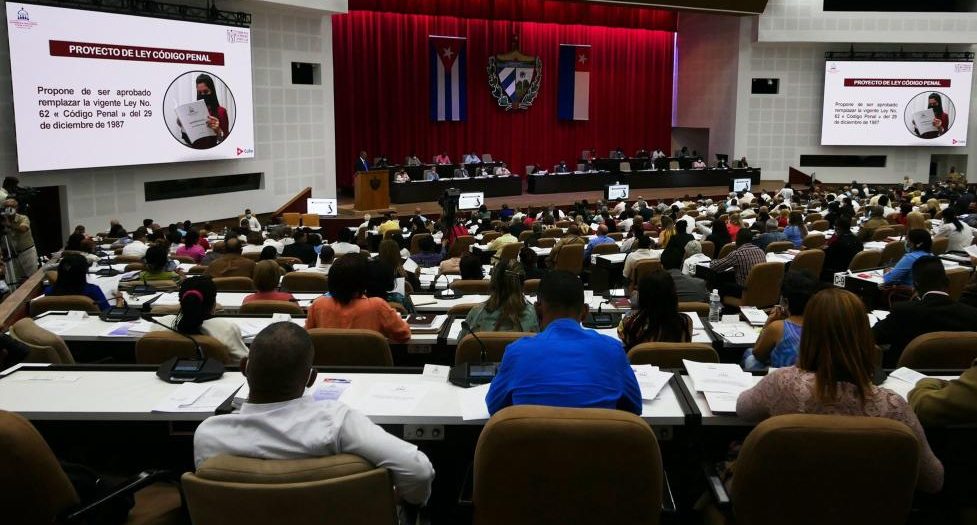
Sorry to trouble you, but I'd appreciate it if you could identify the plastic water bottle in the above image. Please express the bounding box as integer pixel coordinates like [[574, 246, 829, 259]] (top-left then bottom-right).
[[709, 289, 722, 323]]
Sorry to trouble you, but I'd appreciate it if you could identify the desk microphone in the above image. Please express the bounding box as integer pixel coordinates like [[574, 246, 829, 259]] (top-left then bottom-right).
[[131, 275, 157, 296], [584, 299, 617, 329], [448, 322, 498, 388], [141, 314, 225, 384], [461, 321, 489, 363], [99, 294, 141, 322]]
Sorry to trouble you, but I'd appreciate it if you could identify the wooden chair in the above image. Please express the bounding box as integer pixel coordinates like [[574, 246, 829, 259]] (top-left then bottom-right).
[[456, 332, 535, 364], [497, 243, 522, 264], [947, 267, 971, 301], [447, 303, 481, 317], [281, 273, 328, 293], [188, 265, 208, 274], [8, 318, 75, 364], [630, 260, 663, 286], [553, 244, 585, 276], [931, 237, 949, 256], [627, 343, 718, 368], [723, 262, 785, 309], [307, 328, 393, 366], [473, 405, 662, 525], [449, 236, 476, 258], [678, 302, 710, 316], [765, 241, 794, 254], [717, 243, 736, 259], [809, 219, 829, 232], [282, 212, 301, 227], [239, 300, 304, 315], [607, 232, 624, 241], [135, 331, 233, 364], [790, 250, 825, 278], [724, 415, 918, 525], [872, 227, 896, 241], [481, 232, 501, 244], [29, 296, 100, 317], [301, 213, 320, 228], [592, 244, 620, 256], [523, 279, 541, 294], [801, 234, 826, 250], [450, 280, 491, 294], [173, 255, 197, 264], [124, 263, 146, 272], [518, 230, 534, 242], [212, 276, 255, 292], [897, 331, 977, 369], [0, 411, 184, 525], [540, 229, 564, 239], [537, 238, 556, 248], [183, 454, 397, 525], [879, 241, 905, 267], [848, 250, 882, 272], [409, 233, 432, 255], [114, 255, 144, 263], [699, 241, 715, 259]]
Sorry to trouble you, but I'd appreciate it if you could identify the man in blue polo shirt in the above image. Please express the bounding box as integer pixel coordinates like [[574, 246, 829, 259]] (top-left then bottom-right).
[[485, 271, 642, 416]]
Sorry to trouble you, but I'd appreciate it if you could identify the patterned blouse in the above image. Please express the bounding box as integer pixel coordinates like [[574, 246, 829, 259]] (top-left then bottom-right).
[[736, 367, 943, 493]]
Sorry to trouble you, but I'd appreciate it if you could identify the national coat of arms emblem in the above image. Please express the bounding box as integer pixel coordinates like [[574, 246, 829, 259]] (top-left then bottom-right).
[[487, 35, 542, 111]]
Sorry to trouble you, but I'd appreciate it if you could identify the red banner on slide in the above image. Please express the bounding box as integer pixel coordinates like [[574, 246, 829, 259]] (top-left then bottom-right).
[[843, 78, 951, 87], [49, 40, 224, 66]]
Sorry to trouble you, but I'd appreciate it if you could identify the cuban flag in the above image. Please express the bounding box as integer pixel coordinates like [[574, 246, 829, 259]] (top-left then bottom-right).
[[429, 36, 467, 122], [557, 44, 591, 121]]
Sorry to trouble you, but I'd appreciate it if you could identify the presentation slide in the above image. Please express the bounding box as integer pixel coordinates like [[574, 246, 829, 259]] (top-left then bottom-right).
[[458, 192, 484, 210], [605, 184, 629, 201], [307, 198, 338, 217], [821, 60, 971, 147], [6, 3, 254, 172]]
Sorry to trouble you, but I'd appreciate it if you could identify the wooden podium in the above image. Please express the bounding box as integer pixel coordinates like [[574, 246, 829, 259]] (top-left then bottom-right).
[[353, 170, 390, 212]]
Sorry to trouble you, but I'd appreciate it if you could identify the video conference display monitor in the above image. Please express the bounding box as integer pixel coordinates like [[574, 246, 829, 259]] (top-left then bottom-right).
[[605, 184, 629, 201], [821, 59, 971, 147], [6, 3, 255, 171], [458, 192, 484, 210]]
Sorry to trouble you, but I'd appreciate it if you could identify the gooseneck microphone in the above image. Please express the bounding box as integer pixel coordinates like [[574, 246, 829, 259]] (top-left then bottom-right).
[[461, 321, 488, 363], [141, 313, 225, 383], [141, 313, 204, 360]]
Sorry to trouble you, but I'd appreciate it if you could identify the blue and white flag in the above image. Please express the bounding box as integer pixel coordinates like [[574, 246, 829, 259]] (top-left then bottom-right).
[[430, 36, 467, 122], [557, 44, 590, 121]]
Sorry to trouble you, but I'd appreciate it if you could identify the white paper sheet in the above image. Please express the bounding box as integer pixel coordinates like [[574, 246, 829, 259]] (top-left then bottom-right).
[[9, 373, 80, 383], [152, 382, 243, 413], [175, 99, 217, 143], [33, 317, 81, 335], [422, 364, 451, 382], [913, 108, 937, 135], [683, 360, 755, 393], [631, 365, 673, 400], [458, 383, 491, 421], [739, 307, 767, 326], [356, 383, 432, 415], [703, 391, 739, 413], [889, 367, 928, 386]]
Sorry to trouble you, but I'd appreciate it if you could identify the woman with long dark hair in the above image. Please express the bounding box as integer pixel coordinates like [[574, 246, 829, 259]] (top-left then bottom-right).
[[913, 93, 949, 139], [44, 253, 110, 311], [465, 260, 539, 333], [176, 229, 206, 263], [934, 208, 974, 253], [617, 270, 692, 351], [150, 276, 248, 361]]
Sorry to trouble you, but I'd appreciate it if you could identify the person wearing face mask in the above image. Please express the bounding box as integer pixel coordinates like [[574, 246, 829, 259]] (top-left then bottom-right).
[[243, 208, 260, 231], [179, 74, 230, 149], [912, 93, 950, 139], [883, 229, 933, 288], [0, 198, 37, 280]]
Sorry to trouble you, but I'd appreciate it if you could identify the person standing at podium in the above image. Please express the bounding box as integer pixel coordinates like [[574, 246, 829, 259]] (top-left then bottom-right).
[[355, 150, 370, 172]]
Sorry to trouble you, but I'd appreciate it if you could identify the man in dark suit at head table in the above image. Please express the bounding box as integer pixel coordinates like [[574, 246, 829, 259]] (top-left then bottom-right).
[[355, 150, 370, 172], [873, 256, 977, 368]]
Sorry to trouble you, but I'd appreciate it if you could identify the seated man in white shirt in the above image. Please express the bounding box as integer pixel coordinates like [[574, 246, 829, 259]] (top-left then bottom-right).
[[194, 322, 435, 506], [331, 225, 362, 256], [121, 227, 150, 257]]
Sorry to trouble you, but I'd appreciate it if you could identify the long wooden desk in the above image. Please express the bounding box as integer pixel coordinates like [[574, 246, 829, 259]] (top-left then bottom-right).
[[0, 366, 692, 426], [390, 175, 522, 204], [527, 168, 761, 194]]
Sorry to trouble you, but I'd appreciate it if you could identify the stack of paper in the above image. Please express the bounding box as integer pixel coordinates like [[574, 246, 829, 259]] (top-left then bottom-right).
[[631, 365, 674, 400], [707, 321, 759, 345], [152, 382, 243, 413], [683, 360, 756, 413], [739, 307, 768, 327]]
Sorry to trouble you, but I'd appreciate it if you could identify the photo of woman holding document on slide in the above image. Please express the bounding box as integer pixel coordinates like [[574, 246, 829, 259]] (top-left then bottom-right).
[[164, 72, 237, 149], [906, 91, 954, 139]]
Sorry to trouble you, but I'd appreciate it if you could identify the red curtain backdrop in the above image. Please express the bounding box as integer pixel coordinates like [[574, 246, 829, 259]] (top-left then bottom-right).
[[332, 11, 676, 190], [348, 0, 678, 31]]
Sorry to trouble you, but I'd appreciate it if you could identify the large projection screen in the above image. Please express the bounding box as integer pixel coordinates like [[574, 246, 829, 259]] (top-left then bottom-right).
[[821, 60, 972, 147], [6, 3, 255, 172]]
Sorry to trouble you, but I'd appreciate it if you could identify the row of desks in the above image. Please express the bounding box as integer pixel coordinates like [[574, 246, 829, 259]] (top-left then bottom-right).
[[0, 364, 950, 427], [527, 168, 761, 194]]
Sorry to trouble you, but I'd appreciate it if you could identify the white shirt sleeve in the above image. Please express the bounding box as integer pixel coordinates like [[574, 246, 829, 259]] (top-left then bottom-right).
[[203, 318, 249, 361], [337, 407, 435, 505]]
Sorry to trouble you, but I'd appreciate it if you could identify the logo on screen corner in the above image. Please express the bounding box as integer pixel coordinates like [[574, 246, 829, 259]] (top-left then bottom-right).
[[236, 146, 254, 156], [9, 6, 37, 29], [952, 139, 966, 146], [227, 29, 249, 44]]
